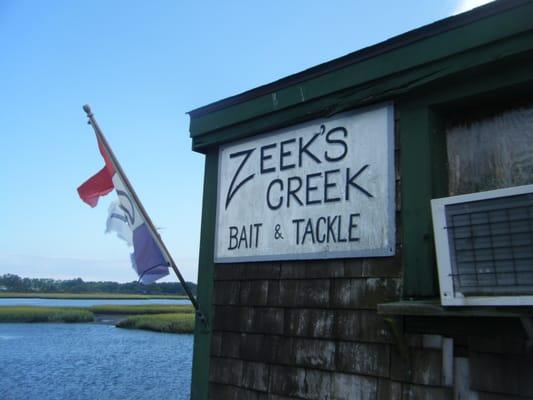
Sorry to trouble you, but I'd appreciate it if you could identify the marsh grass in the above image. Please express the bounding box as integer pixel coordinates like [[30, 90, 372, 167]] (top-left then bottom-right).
[[89, 304, 194, 315], [0, 306, 94, 323], [116, 313, 195, 333], [0, 304, 195, 333]]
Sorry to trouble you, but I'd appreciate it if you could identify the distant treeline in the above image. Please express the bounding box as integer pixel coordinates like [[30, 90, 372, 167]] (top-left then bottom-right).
[[0, 274, 196, 296]]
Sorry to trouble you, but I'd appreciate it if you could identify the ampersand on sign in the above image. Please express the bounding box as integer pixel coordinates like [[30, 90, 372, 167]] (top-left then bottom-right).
[[274, 224, 284, 240]]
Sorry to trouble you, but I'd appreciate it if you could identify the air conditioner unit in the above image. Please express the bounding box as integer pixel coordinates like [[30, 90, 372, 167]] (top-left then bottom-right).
[[431, 184, 533, 306]]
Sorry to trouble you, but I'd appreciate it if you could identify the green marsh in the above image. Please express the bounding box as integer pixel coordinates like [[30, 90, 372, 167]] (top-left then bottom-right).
[[0, 306, 94, 323], [89, 304, 194, 315], [116, 313, 195, 334], [0, 304, 195, 333]]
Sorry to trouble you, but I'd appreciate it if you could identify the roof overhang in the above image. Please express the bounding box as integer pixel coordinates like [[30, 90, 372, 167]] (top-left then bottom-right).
[[188, 0, 533, 153]]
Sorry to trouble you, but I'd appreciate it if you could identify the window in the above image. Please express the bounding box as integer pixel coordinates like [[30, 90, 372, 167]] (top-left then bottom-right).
[[432, 106, 533, 305]]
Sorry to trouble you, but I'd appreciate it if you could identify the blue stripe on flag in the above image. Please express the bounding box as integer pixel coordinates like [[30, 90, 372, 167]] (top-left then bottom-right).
[[132, 223, 169, 284]]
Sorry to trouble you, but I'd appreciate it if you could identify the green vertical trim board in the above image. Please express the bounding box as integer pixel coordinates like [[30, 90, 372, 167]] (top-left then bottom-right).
[[400, 107, 439, 298], [190, 150, 218, 400]]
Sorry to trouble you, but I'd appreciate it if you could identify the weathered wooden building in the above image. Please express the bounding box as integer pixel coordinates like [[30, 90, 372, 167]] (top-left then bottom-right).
[[187, 1, 533, 398]]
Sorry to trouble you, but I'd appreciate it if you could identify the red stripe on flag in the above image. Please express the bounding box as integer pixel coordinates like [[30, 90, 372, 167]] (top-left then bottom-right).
[[77, 166, 114, 207], [77, 136, 116, 207]]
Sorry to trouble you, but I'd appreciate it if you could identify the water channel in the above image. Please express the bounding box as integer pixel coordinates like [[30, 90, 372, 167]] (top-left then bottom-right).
[[0, 298, 193, 399]]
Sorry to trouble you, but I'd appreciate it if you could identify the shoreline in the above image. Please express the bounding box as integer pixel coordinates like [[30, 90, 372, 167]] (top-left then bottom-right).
[[0, 304, 195, 334], [0, 292, 187, 300]]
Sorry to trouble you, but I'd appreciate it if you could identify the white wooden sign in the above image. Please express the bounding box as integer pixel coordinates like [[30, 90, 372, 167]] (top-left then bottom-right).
[[215, 103, 395, 262]]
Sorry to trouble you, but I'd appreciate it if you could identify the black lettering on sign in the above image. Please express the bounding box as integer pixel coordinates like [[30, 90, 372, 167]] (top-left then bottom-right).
[[292, 214, 361, 246], [227, 224, 263, 250], [345, 165, 373, 200], [228, 226, 239, 250], [266, 179, 283, 210], [316, 216, 326, 243], [253, 223, 263, 247], [287, 176, 303, 208], [260, 143, 276, 174], [279, 138, 296, 171], [325, 127, 348, 162], [327, 215, 337, 243], [301, 218, 315, 245], [226, 148, 255, 209], [305, 172, 322, 205], [298, 128, 323, 167], [324, 169, 341, 203], [238, 227, 247, 249], [337, 216, 347, 243], [263, 165, 373, 211], [349, 213, 360, 242], [292, 218, 305, 245]]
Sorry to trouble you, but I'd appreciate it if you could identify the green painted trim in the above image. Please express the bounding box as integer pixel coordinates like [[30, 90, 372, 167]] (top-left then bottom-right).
[[192, 32, 533, 152], [190, 2, 533, 141], [400, 107, 438, 297], [190, 150, 218, 400]]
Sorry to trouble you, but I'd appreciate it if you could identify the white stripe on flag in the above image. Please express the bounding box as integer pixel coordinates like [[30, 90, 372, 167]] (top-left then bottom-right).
[[111, 174, 144, 231], [105, 200, 133, 246]]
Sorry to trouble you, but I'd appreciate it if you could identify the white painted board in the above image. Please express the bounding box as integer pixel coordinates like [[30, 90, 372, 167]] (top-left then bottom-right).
[[215, 103, 395, 262]]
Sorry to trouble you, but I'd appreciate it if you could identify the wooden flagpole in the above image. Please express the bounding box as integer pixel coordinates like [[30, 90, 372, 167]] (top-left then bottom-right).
[[82, 104, 207, 326]]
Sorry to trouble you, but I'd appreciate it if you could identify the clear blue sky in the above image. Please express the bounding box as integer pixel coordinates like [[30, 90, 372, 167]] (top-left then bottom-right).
[[0, 0, 490, 283]]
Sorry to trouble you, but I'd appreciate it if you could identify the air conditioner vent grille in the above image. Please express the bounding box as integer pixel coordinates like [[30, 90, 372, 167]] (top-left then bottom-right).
[[445, 193, 533, 296]]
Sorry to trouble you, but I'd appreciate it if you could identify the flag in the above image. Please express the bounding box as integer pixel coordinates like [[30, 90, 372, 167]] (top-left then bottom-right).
[[106, 201, 133, 246], [78, 135, 169, 284]]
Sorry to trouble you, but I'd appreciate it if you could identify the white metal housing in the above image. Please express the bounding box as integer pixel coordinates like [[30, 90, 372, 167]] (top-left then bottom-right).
[[432, 184, 533, 306]]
